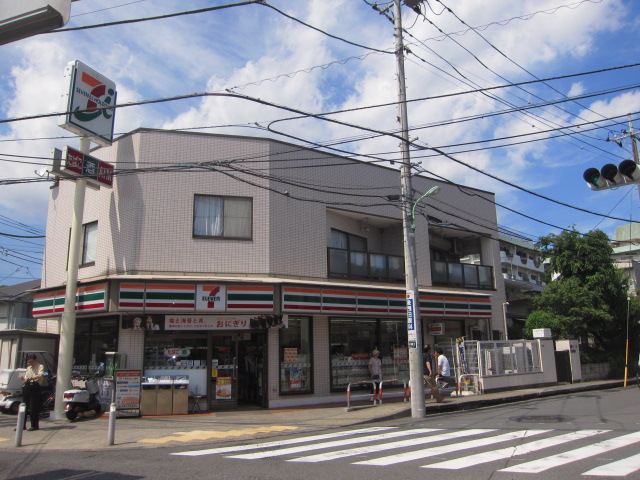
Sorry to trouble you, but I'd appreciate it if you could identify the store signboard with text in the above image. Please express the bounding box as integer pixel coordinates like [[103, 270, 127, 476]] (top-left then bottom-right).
[[195, 284, 226, 311], [166, 314, 251, 330], [59, 60, 116, 145]]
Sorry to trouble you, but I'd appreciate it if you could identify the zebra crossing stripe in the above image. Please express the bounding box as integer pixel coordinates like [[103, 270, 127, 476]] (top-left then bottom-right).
[[422, 430, 610, 470], [228, 428, 441, 460], [582, 452, 640, 476], [289, 429, 495, 463], [354, 429, 550, 466], [500, 431, 640, 473], [171, 426, 394, 457]]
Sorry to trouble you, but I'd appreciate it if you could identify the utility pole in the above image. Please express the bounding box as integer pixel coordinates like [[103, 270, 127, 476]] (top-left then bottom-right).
[[394, 0, 425, 419], [51, 136, 89, 419], [609, 115, 640, 388]]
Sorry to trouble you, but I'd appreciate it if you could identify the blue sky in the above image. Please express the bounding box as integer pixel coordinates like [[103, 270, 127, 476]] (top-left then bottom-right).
[[1, 0, 640, 285]]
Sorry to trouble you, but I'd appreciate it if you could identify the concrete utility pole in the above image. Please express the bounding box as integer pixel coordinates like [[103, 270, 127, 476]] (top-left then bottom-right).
[[52, 136, 89, 419], [394, 0, 425, 419]]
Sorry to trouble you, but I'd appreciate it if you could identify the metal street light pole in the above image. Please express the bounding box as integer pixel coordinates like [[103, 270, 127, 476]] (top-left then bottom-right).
[[393, 0, 426, 419], [502, 301, 510, 340], [624, 295, 630, 387]]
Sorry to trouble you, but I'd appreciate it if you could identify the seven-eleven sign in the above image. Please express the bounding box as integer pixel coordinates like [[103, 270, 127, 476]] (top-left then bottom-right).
[[196, 285, 226, 311]]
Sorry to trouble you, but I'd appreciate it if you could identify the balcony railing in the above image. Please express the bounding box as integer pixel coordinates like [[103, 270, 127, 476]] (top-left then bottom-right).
[[431, 260, 494, 290], [327, 248, 404, 282], [328, 248, 495, 290], [4, 317, 37, 330]]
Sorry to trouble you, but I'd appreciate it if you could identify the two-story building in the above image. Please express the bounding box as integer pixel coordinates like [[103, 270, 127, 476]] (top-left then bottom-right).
[[34, 128, 506, 409]]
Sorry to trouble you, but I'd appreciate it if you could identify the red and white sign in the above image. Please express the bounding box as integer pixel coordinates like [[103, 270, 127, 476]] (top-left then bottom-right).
[[52, 146, 114, 188], [196, 284, 226, 311], [59, 60, 117, 146], [429, 323, 445, 336]]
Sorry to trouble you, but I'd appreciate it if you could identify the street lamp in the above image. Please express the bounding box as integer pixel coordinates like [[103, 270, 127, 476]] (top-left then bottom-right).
[[410, 186, 442, 229], [502, 302, 509, 340]]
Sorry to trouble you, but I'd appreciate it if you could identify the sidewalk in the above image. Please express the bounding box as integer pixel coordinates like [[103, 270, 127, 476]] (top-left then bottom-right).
[[0, 379, 624, 451]]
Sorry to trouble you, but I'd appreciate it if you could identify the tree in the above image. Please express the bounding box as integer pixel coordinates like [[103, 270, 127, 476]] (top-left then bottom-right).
[[525, 229, 639, 363]]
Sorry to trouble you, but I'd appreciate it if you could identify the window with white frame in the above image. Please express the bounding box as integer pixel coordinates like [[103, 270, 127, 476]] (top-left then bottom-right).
[[81, 221, 98, 265], [193, 195, 252, 239]]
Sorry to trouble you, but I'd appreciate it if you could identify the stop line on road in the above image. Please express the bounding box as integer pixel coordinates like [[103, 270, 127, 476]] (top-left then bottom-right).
[[171, 426, 640, 476]]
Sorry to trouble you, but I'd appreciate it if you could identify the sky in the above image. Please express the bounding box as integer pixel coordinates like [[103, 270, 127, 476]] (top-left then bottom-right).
[[1, 0, 640, 285]]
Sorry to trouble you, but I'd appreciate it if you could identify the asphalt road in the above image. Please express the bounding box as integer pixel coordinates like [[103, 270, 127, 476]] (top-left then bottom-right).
[[1, 387, 639, 480]]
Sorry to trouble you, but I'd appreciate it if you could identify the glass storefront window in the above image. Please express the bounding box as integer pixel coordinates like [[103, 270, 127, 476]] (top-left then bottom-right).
[[279, 317, 312, 394], [73, 316, 118, 373], [329, 318, 407, 391], [144, 335, 208, 367]]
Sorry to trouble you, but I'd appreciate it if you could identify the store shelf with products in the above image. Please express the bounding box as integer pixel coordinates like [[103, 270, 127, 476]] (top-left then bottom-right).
[[331, 359, 369, 388], [331, 356, 409, 389]]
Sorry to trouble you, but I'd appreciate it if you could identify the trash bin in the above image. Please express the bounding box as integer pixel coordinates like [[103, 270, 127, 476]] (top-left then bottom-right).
[[156, 379, 173, 415], [140, 381, 158, 416], [172, 378, 189, 415]]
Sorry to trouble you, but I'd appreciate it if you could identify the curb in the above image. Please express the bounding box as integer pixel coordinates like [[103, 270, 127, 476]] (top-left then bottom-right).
[[358, 380, 625, 424]]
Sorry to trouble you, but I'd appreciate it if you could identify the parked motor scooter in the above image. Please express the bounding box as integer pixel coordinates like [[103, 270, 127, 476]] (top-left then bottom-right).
[[63, 373, 103, 421]]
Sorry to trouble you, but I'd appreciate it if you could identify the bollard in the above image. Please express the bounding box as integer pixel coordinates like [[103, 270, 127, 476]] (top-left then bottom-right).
[[107, 402, 116, 446], [15, 403, 26, 447]]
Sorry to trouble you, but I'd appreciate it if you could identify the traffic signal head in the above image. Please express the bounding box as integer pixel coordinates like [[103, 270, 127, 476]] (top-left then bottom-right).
[[583, 160, 640, 190]]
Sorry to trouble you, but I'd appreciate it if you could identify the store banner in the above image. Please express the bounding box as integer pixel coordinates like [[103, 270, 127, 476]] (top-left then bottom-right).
[[166, 314, 251, 330]]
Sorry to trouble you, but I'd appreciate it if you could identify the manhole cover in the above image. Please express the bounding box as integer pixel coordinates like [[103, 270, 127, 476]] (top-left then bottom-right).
[[510, 415, 574, 423]]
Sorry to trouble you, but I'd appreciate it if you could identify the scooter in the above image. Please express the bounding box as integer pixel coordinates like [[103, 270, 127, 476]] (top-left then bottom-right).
[[63, 374, 103, 421]]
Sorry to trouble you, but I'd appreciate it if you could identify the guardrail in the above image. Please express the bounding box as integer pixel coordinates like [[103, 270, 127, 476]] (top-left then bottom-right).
[[346, 380, 376, 410], [346, 378, 409, 410], [378, 378, 409, 404]]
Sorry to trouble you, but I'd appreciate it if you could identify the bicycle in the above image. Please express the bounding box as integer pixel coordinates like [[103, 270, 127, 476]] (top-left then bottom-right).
[[40, 390, 55, 418]]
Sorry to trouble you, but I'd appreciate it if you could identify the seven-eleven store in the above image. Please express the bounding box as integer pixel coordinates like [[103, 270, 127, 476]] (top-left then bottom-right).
[[32, 279, 492, 410]]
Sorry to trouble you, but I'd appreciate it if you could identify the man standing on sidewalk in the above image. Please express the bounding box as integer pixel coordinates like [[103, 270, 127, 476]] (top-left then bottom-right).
[[21, 353, 45, 431], [422, 345, 443, 402]]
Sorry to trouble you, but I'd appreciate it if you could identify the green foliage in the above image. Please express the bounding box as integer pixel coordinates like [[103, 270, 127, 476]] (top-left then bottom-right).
[[526, 228, 638, 358]]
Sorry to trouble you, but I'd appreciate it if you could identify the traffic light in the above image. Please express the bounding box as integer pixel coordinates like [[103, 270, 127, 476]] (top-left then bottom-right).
[[583, 160, 640, 190]]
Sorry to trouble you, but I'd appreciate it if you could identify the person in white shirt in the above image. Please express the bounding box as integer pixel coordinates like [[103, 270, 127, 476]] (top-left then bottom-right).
[[434, 347, 454, 388], [368, 349, 382, 402], [21, 353, 45, 431]]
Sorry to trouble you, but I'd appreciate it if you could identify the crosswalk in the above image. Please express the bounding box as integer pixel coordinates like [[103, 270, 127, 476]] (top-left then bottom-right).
[[171, 426, 640, 476]]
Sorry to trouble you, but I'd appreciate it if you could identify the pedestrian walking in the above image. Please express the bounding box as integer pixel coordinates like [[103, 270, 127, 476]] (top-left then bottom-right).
[[21, 353, 45, 431]]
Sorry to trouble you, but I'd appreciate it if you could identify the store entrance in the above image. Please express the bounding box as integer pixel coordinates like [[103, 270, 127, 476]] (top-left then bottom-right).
[[209, 332, 266, 410]]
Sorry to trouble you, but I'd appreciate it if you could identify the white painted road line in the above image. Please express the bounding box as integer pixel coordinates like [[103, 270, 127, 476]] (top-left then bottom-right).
[[422, 430, 609, 470], [227, 428, 441, 460], [501, 431, 640, 474], [289, 429, 495, 463], [582, 452, 640, 476], [354, 429, 550, 466], [171, 426, 395, 457]]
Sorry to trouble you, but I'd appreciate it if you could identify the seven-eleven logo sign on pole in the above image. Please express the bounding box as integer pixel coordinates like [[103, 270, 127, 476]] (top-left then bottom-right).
[[196, 285, 226, 311], [59, 60, 117, 146]]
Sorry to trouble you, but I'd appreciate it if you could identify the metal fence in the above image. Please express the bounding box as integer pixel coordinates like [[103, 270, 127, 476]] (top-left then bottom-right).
[[454, 340, 541, 377]]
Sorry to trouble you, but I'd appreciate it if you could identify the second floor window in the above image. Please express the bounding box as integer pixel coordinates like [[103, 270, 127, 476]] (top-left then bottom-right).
[[193, 195, 252, 239], [330, 229, 367, 251], [81, 221, 98, 266]]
